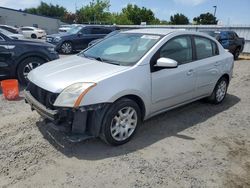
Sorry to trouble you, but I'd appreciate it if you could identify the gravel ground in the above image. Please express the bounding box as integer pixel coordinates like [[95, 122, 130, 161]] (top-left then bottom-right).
[[0, 60, 250, 188]]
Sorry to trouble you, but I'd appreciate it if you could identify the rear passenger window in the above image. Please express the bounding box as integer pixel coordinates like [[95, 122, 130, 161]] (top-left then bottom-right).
[[194, 37, 214, 59], [91, 28, 104, 34], [160, 36, 193, 64]]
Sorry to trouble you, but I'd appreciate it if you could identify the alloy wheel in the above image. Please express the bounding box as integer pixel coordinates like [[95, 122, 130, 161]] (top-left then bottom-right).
[[216, 80, 227, 102], [23, 62, 41, 80], [110, 107, 138, 141], [61, 42, 72, 54]]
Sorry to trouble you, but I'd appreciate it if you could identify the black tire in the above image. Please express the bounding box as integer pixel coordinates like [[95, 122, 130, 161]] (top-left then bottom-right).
[[100, 98, 141, 146], [207, 77, 229, 104], [60, 41, 73, 54], [233, 47, 241, 60], [17, 57, 46, 85], [31, 34, 37, 39]]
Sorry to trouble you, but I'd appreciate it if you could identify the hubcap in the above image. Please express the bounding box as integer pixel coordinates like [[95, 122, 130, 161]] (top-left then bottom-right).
[[61, 43, 72, 54], [110, 107, 138, 141], [216, 80, 227, 102], [23, 62, 41, 80]]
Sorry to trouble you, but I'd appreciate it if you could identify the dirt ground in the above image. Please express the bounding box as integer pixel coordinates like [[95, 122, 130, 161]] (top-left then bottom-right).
[[0, 60, 250, 188]]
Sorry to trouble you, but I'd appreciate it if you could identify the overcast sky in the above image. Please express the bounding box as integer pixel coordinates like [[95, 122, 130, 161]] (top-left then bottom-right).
[[0, 0, 249, 25]]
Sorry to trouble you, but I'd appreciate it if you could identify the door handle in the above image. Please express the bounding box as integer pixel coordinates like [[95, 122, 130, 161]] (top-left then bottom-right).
[[214, 62, 220, 67], [187, 69, 194, 76]]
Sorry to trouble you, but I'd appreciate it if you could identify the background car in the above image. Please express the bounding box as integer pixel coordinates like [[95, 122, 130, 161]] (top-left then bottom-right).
[[20, 26, 47, 39], [58, 24, 74, 33], [0, 28, 24, 40], [0, 32, 59, 84], [0, 25, 21, 34], [46, 25, 117, 54], [88, 30, 121, 47], [25, 29, 234, 145], [202, 30, 245, 60]]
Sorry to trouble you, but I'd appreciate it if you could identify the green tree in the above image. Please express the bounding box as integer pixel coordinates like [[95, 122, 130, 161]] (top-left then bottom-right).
[[24, 2, 67, 19], [121, 4, 159, 25], [76, 0, 111, 24], [110, 13, 133, 25], [170, 13, 189, 25], [62, 13, 77, 24], [193, 12, 218, 25]]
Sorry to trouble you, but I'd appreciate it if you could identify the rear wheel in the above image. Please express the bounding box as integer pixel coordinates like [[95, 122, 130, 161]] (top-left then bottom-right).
[[233, 47, 241, 60], [17, 57, 46, 85], [60, 42, 73, 54], [207, 77, 229, 104], [101, 98, 141, 146], [31, 34, 37, 39]]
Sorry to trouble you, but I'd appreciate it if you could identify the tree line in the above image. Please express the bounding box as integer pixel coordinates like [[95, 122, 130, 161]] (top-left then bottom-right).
[[24, 0, 218, 25]]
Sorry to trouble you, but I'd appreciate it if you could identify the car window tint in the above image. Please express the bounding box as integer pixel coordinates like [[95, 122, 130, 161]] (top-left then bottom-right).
[[91, 28, 104, 34], [194, 37, 214, 60], [21, 28, 33, 31], [228, 32, 235, 40], [211, 41, 219, 55], [160, 36, 193, 64], [101, 28, 112, 34]]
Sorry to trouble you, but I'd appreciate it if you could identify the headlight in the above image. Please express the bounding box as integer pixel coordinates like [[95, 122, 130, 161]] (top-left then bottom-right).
[[47, 47, 55, 52], [54, 37, 61, 42], [54, 82, 97, 108]]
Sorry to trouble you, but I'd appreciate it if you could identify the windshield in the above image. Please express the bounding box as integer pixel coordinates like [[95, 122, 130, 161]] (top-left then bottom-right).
[[67, 26, 83, 34], [80, 33, 161, 66]]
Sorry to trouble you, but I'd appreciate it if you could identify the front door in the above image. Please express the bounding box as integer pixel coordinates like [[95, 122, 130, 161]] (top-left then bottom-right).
[[151, 35, 197, 113], [0, 37, 12, 78]]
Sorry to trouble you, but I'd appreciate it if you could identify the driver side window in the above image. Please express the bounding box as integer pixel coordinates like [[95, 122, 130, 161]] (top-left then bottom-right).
[[160, 36, 193, 65]]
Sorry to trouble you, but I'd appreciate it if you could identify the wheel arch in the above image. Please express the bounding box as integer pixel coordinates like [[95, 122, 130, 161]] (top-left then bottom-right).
[[220, 73, 230, 84], [15, 53, 48, 76], [114, 94, 146, 120]]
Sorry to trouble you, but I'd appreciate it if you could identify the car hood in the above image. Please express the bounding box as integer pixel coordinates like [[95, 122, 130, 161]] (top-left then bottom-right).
[[28, 55, 129, 93], [11, 38, 54, 47], [9, 34, 24, 39], [47, 33, 73, 38]]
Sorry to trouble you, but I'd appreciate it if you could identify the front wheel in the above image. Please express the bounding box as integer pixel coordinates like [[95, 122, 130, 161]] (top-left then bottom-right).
[[17, 57, 46, 85], [207, 77, 229, 104], [101, 98, 141, 146], [60, 42, 73, 54]]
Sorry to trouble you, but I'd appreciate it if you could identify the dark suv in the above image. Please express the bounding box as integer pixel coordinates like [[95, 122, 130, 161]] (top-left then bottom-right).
[[0, 32, 59, 84], [46, 25, 116, 54], [203, 30, 245, 60]]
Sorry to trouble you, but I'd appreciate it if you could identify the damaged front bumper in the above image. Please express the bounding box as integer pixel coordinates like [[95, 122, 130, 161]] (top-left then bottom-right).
[[24, 90, 110, 142]]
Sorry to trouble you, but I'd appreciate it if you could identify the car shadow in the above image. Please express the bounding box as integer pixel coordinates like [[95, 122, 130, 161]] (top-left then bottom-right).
[[37, 94, 240, 160]]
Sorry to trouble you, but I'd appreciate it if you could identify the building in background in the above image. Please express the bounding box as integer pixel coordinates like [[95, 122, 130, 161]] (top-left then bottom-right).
[[0, 7, 64, 34]]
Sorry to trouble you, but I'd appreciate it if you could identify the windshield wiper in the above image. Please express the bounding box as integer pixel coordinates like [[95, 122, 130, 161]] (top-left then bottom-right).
[[81, 53, 121, 65]]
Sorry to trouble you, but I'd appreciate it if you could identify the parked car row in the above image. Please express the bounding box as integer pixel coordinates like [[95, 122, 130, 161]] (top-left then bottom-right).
[[201, 30, 245, 60], [0, 24, 47, 39]]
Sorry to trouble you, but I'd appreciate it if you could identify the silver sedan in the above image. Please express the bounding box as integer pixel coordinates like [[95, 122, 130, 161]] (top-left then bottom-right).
[[25, 29, 234, 145]]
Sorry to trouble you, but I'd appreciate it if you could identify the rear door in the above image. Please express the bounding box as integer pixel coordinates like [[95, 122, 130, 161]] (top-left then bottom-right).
[[192, 35, 221, 97], [151, 35, 197, 113]]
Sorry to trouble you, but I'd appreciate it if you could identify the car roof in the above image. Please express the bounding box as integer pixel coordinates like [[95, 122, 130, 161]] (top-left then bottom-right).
[[122, 28, 187, 35], [22, 26, 37, 29]]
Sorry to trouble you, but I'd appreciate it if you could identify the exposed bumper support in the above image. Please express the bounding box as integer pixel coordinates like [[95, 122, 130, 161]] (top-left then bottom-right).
[[24, 90, 110, 142], [24, 90, 58, 121]]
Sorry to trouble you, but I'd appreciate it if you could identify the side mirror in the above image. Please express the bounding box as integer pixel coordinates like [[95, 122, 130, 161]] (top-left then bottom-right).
[[155, 57, 178, 68], [77, 32, 83, 36]]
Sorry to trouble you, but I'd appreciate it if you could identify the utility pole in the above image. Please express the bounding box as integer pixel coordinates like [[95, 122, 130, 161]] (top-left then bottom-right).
[[213, 5, 217, 17]]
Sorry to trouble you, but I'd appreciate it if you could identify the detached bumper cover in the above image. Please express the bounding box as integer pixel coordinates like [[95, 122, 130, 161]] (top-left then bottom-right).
[[24, 90, 110, 141]]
